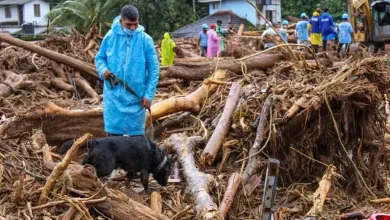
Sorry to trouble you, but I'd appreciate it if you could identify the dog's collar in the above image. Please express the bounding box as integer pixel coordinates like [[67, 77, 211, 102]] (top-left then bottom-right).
[[155, 156, 167, 173]]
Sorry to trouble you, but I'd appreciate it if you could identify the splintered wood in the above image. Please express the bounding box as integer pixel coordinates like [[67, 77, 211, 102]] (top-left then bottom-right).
[[39, 133, 92, 204], [306, 166, 342, 217]]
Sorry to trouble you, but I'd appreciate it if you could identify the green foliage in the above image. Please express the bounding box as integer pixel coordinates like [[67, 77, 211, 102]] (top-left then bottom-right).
[[281, 0, 349, 23], [45, 0, 208, 40], [45, 0, 121, 31]]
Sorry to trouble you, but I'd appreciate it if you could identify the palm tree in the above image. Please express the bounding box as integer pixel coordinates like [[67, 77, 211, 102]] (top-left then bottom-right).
[[45, 0, 121, 31]]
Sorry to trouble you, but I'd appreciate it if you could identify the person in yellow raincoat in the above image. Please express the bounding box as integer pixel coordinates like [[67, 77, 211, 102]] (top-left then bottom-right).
[[161, 32, 175, 66], [309, 9, 322, 53]]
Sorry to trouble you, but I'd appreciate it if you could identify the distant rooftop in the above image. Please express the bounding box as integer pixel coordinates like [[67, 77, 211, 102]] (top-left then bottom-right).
[[0, 0, 41, 5], [171, 10, 245, 38]]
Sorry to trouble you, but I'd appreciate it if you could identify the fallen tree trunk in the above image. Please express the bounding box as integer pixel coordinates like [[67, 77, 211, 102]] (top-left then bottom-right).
[[232, 47, 255, 59], [157, 79, 179, 87], [306, 165, 341, 217], [50, 78, 74, 91], [219, 172, 242, 219], [162, 133, 221, 219], [174, 57, 212, 63], [0, 33, 98, 78], [202, 82, 242, 165], [166, 54, 284, 80], [165, 65, 213, 80], [74, 72, 99, 98], [173, 46, 200, 58], [0, 102, 105, 141], [242, 95, 273, 185], [146, 69, 227, 128]]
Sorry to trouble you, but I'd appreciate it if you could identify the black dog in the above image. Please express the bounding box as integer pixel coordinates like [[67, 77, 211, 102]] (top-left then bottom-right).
[[60, 136, 171, 191]]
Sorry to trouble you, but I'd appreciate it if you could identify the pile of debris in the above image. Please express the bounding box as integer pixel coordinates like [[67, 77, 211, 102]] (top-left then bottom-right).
[[0, 27, 390, 220]]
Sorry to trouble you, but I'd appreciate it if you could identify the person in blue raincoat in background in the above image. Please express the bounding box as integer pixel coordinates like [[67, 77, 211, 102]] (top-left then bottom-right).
[[320, 8, 336, 51], [95, 5, 159, 136]]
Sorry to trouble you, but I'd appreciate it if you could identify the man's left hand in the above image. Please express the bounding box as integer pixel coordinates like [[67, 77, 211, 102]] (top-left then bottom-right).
[[141, 98, 152, 109]]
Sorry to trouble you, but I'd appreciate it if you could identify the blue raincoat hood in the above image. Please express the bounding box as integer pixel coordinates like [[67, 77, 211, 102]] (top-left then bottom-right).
[[95, 16, 159, 136], [111, 15, 145, 36], [320, 12, 335, 35]]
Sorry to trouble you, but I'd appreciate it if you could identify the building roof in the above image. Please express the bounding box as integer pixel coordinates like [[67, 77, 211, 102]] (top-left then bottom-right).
[[171, 10, 245, 38], [0, 0, 43, 5]]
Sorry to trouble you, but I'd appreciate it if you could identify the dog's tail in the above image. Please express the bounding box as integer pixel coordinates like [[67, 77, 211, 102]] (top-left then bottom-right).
[[60, 139, 97, 155]]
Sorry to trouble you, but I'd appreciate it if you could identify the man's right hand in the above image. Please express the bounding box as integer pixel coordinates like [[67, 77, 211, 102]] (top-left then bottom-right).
[[103, 70, 112, 79]]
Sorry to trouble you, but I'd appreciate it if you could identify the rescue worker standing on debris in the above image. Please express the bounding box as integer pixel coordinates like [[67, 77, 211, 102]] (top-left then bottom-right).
[[261, 23, 277, 49], [199, 24, 209, 57], [95, 5, 159, 136], [161, 32, 175, 66], [296, 13, 311, 47], [309, 9, 322, 53], [337, 14, 353, 57], [207, 24, 220, 57], [279, 20, 289, 43], [320, 8, 336, 51]]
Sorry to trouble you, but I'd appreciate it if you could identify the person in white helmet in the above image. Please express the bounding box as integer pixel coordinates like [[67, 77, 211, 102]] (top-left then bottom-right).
[[295, 13, 311, 47], [199, 24, 209, 57], [337, 13, 353, 57], [261, 23, 276, 49]]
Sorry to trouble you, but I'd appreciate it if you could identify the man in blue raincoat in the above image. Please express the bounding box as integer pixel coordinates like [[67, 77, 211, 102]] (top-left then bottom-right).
[[320, 8, 336, 51], [95, 5, 159, 136]]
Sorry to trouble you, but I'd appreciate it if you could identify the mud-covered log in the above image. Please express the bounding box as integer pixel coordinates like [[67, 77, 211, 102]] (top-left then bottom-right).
[[166, 54, 284, 80], [0, 102, 104, 141], [74, 72, 99, 98], [173, 46, 200, 58], [50, 78, 74, 91], [232, 47, 255, 59], [0, 33, 98, 78], [202, 82, 242, 165], [165, 65, 213, 81]]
